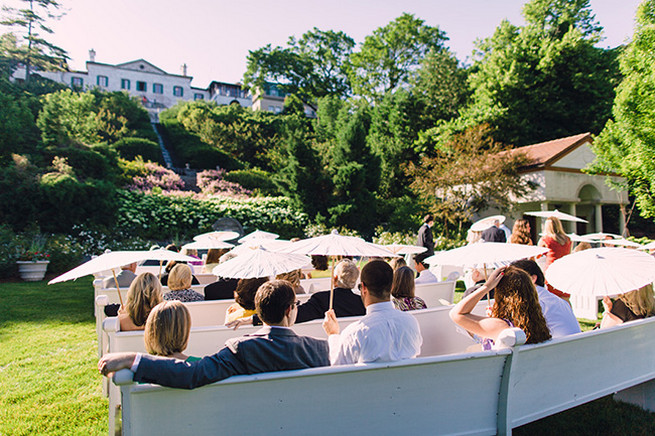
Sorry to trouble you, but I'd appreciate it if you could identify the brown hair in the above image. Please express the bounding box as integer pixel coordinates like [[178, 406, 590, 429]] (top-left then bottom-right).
[[235, 277, 268, 310], [205, 248, 228, 265], [144, 301, 191, 356], [391, 266, 415, 299], [491, 266, 551, 344], [255, 280, 295, 325], [168, 263, 193, 291], [276, 269, 302, 287], [389, 257, 407, 271], [125, 272, 163, 327], [509, 219, 532, 245], [573, 241, 592, 252], [311, 255, 329, 271]]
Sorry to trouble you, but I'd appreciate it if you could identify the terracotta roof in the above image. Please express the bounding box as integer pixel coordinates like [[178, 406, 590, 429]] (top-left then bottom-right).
[[505, 132, 592, 169]]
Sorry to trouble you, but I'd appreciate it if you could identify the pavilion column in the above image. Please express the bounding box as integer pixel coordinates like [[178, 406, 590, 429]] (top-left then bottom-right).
[[569, 203, 577, 233], [538, 202, 549, 234], [595, 204, 603, 233], [619, 205, 626, 237]]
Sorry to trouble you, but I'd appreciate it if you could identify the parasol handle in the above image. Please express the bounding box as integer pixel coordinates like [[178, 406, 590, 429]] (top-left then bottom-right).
[[112, 269, 124, 307], [158, 260, 163, 281], [329, 259, 335, 310], [484, 263, 490, 308]]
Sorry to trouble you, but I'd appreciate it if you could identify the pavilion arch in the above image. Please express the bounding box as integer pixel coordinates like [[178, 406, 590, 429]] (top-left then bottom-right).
[[577, 184, 602, 202]]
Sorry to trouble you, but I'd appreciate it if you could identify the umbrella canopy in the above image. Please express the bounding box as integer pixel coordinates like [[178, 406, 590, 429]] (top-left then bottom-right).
[[545, 247, 655, 297], [582, 232, 622, 241], [212, 248, 310, 279], [278, 230, 398, 257], [238, 230, 279, 244], [524, 209, 588, 223], [193, 231, 240, 242], [231, 238, 292, 256], [424, 243, 549, 269], [383, 244, 428, 255], [567, 233, 595, 243], [596, 239, 643, 249], [182, 240, 235, 250], [470, 215, 506, 232], [640, 241, 655, 251], [48, 250, 198, 285]]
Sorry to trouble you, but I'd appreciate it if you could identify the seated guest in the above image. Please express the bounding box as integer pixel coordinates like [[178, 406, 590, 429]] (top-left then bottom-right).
[[276, 269, 305, 294], [144, 301, 199, 363], [573, 241, 592, 253], [227, 260, 366, 328], [181, 247, 202, 267], [450, 266, 551, 349], [414, 255, 438, 284], [117, 272, 163, 331], [323, 260, 422, 365], [306, 255, 329, 278], [391, 266, 427, 311], [98, 280, 330, 388], [462, 268, 494, 301], [204, 277, 239, 301], [511, 259, 581, 338], [102, 263, 137, 289], [225, 277, 268, 323], [201, 248, 228, 274], [163, 264, 204, 302], [160, 261, 200, 286], [601, 284, 655, 328], [389, 257, 407, 271]]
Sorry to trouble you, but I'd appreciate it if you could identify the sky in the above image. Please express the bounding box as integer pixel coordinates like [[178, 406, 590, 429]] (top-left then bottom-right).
[[1, 0, 642, 88]]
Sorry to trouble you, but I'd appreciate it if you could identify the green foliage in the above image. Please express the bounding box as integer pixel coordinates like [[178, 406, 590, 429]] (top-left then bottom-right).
[[112, 137, 163, 163], [591, 0, 655, 219], [0, 155, 43, 230], [0, 225, 20, 277], [224, 168, 280, 196], [0, 83, 40, 159], [42, 144, 120, 183]]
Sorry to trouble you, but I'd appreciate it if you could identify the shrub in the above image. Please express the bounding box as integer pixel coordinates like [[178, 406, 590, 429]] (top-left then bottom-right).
[[42, 145, 118, 183], [0, 225, 20, 278], [120, 158, 185, 192], [197, 169, 252, 198], [224, 169, 280, 196], [112, 137, 163, 164]]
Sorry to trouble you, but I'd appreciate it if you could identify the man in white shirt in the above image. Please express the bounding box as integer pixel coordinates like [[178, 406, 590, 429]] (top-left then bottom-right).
[[511, 259, 581, 338], [322, 260, 422, 365], [414, 255, 439, 284]]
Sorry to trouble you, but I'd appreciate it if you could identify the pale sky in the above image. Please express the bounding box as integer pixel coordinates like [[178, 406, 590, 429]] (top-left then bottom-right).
[[2, 0, 641, 88]]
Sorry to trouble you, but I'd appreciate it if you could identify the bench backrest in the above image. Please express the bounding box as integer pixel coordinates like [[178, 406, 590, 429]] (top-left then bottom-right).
[[414, 281, 456, 306], [300, 277, 332, 293]]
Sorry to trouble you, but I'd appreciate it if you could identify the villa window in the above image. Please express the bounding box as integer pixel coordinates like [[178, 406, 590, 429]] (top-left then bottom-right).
[[153, 83, 163, 94], [121, 79, 130, 90], [136, 81, 147, 92], [97, 75, 108, 87], [173, 86, 183, 97], [194, 93, 204, 100], [71, 77, 83, 88]]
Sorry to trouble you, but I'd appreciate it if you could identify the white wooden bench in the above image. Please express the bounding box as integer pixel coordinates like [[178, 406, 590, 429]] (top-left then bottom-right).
[[414, 281, 456, 307], [569, 293, 602, 320], [300, 277, 332, 293], [111, 316, 655, 436]]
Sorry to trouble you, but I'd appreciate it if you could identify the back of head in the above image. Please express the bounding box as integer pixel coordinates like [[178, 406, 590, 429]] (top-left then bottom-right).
[[414, 253, 428, 269], [275, 269, 301, 287], [510, 259, 545, 287], [126, 272, 163, 326], [121, 262, 137, 273], [510, 219, 532, 245], [620, 284, 655, 317], [361, 260, 393, 300], [235, 277, 268, 310], [165, 244, 179, 253], [334, 260, 359, 289], [545, 217, 568, 245], [389, 257, 407, 271], [423, 213, 434, 224], [391, 266, 415, 298], [255, 280, 295, 325], [492, 266, 551, 344], [205, 248, 227, 265], [168, 263, 192, 291], [144, 300, 191, 356], [311, 255, 329, 271], [573, 241, 592, 253]]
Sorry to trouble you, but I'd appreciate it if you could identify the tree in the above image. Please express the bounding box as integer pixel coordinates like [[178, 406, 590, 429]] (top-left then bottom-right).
[[405, 125, 532, 235], [348, 13, 447, 102], [1, 0, 68, 81], [243, 28, 354, 109], [591, 0, 655, 218]]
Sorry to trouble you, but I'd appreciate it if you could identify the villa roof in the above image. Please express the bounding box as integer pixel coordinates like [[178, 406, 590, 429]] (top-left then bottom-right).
[[506, 132, 592, 171]]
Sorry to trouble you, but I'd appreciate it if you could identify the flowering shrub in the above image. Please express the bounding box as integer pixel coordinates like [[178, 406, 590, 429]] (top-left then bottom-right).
[[122, 159, 185, 192], [196, 169, 252, 198], [18, 250, 51, 261]]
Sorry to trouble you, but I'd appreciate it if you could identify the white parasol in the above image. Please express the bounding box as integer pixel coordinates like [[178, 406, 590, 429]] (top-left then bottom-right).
[[383, 244, 428, 255], [545, 247, 655, 297], [193, 231, 240, 242], [231, 238, 293, 256], [424, 243, 549, 269], [582, 232, 622, 241], [470, 215, 506, 232], [238, 230, 279, 244], [594, 238, 643, 249], [640, 241, 655, 251], [182, 240, 235, 250], [212, 247, 310, 279], [567, 233, 595, 243], [525, 209, 588, 223], [48, 250, 198, 305]]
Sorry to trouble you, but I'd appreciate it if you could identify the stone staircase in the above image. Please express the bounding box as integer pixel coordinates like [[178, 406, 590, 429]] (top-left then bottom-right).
[[151, 122, 174, 169]]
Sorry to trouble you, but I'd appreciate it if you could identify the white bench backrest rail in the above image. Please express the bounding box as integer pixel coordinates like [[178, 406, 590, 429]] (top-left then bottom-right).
[[299, 277, 332, 293], [414, 281, 456, 306]]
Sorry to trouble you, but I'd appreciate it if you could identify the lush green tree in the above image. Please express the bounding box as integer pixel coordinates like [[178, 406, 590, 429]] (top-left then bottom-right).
[[1, 0, 68, 80], [0, 83, 40, 159], [244, 28, 354, 109], [591, 0, 655, 218], [348, 13, 447, 102]]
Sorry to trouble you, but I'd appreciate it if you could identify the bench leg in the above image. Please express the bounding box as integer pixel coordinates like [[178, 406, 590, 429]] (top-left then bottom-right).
[[614, 379, 655, 412]]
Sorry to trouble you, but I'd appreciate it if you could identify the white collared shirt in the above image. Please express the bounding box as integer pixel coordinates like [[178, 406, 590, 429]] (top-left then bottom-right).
[[415, 269, 439, 285], [328, 301, 422, 365], [535, 285, 581, 338]]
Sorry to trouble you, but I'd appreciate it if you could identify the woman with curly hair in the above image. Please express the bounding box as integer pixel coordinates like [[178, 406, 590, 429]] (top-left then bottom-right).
[[509, 219, 533, 245], [450, 266, 551, 348]]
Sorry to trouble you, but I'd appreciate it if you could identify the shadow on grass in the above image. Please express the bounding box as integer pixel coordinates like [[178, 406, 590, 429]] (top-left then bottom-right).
[[0, 278, 95, 326]]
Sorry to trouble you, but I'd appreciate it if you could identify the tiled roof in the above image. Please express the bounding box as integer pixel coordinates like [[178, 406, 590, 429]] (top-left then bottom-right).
[[506, 132, 592, 169]]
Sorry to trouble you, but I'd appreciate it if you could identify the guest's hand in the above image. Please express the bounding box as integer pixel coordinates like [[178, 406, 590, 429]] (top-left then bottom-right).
[[602, 296, 613, 313], [484, 266, 506, 290], [98, 352, 137, 377], [225, 316, 253, 330], [322, 309, 340, 336]]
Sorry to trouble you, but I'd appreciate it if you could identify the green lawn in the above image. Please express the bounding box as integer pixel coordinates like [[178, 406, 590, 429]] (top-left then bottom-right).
[[0, 279, 653, 435]]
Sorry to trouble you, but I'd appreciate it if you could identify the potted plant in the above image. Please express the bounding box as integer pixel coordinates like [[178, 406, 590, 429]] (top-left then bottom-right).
[[16, 243, 51, 282]]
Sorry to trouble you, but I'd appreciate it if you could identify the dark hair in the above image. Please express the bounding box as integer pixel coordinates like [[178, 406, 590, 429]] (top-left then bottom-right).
[[361, 260, 393, 299], [311, 255, 329, 271], [205, 248, 228, 265], [423, 214, 434, 224], [165, 244, 179, 252], [391, 266, 415, 298], [255, 280, 295, 325], [510, 259, 545, 287], [235, 277, 268, 310], [413, 253, 428, 268]]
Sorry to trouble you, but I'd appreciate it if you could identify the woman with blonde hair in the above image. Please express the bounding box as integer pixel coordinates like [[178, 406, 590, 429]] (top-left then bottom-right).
[[601, 284, 655, 328], [509, 219, 533, 245], [118, 272, 163, 331], [450, 266, 551, 348], [389, 257, 407, 271], [391, 266, 427, 311], [144, 301, 199, 362], [164, 264, 204, 302], [276, 269, 305, 294]]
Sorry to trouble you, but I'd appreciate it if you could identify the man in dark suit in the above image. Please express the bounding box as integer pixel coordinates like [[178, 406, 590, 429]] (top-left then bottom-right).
[[98, 281, 330, 389], [417, 214, 435, 256], [481, 220, 506, 243], [204, 277, 239, 300]]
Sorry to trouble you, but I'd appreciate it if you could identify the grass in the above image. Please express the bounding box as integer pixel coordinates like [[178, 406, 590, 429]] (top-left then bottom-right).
[[0, 280, 653, 435]]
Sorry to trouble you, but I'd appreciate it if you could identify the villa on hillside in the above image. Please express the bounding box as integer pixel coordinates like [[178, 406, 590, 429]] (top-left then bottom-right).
[[476, 132, 629, 240]]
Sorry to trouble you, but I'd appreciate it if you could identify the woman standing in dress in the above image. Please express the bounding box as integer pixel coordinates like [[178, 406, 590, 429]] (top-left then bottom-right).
[[538, 217, 572, 300]]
